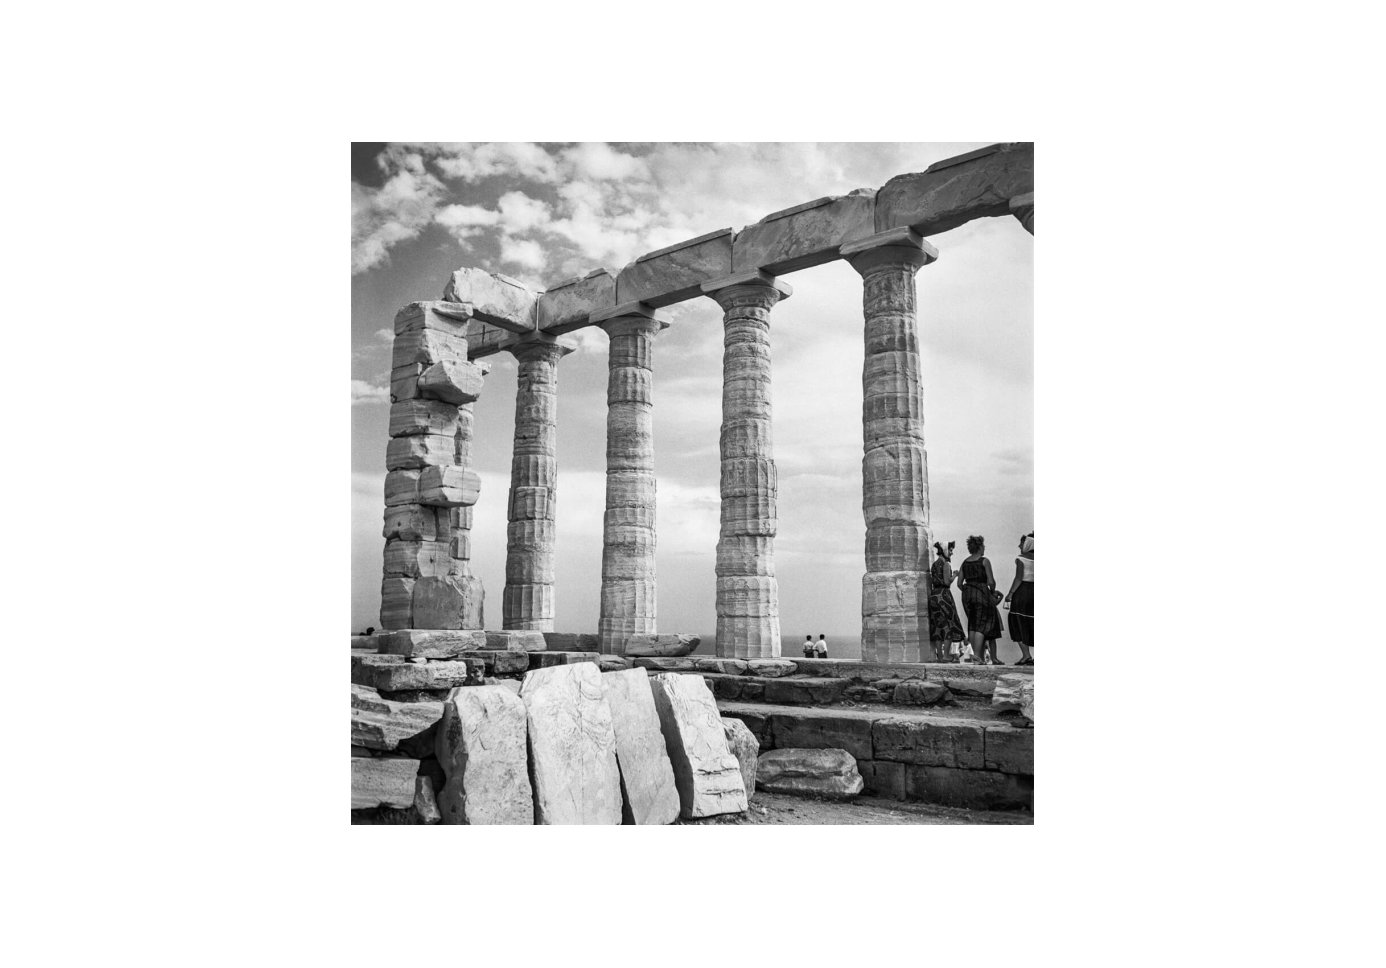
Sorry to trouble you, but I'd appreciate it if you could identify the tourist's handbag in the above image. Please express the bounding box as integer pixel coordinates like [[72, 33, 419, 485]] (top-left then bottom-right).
[[991, 589, 1004, 606]]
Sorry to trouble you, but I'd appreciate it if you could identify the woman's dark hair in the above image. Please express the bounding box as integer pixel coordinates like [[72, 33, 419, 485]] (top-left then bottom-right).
[[967, 535, 984, 554]]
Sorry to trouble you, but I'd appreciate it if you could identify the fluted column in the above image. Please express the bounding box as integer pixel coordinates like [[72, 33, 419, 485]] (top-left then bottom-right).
[[842, 228, 940, 663], [502, 336, 575, 631], [595, 309, 669, 654], [1010, 192, 1034, 234], [702, 271, 792, 659]]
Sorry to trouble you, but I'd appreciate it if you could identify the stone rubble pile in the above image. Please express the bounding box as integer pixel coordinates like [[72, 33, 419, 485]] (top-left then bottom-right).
[[352, 635, 748, 825]]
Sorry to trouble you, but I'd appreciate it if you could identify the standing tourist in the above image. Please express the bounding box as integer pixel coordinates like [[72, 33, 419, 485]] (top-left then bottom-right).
[[956, 535, 1004, 664], [815, 634, 828, 658], [802, 635, 815, 658], [928, 541, 967, 662], [1005, 532, 1034, 665]]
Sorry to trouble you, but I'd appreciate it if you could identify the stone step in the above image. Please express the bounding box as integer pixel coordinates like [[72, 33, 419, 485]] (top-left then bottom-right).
[[716, 700, 1031, 812]]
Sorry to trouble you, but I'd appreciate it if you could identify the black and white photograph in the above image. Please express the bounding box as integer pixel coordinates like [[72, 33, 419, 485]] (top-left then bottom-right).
[[350, 142, 1035, 824]]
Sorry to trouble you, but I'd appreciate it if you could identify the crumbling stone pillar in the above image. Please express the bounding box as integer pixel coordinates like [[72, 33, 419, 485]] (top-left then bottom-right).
[[502, 336, 575, 631], [381, 301, 487, 630], [702, 271, 792, 659], [842, 228, 939, 663], [595, 309, 669, 654]]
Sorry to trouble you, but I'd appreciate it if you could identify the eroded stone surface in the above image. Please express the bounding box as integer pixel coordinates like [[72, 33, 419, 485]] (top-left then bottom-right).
[[874, 142, 1034, 236], [872, 717, 986, 770], [443, 268, 538, 331], [992, 673, 1035, 722], [602, 669, 680, 825], [983, 723, 1034, 775], [623, 634, 699, 657], [410, 576, 484, 630], [892, 680, 950, 706], [418, 360, 486, 406], [485, 630, 547, 652], [649, 673, 747, 818], [350, 684, 442, 756], [733, 191, 876, 275], [351, 756, 419, 810], [617, 228, 733, 307], [435, 685, 534, 824], [520, 663, 622, 825], [417, 465, 480, 508], [537, 269, 616, 332], [756, 748, 863, 800], [696, 658, 748, 676], [394, 300, 472, 336], [746, 659, 796, 678], [721, 717, 760, 798], [375, 628, 487, 658]]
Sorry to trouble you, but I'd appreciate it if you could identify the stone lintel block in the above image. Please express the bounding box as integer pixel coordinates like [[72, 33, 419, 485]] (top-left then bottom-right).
[[732, 190, 876, 275], [376, 628, 489, 658], [418, 360, 486, 406], [872, 717, 987, 770], [389, 398, 460, 438], [520, 663, 623, 825], [602, 668, 681, 825], [382, 504, 447, 542], [392, 328, 471, 370], [379, 576, 414, 630], [537, 268, 617, 333], [351, 756, 420, 810], [462, 319, 514, 360], [443, 268, 539, 332], [418, 465, 481, 508], [589, 299, 667, 325], [411, 575, 484, 630], [383, 538, 451, 579], [699, 268, 793, 302], [386, 434, 455, 471], [394, 300, 474, 335], [983, 723, 1034, 775], [617, 228, 733, 307], [874, 142, 1034, 237]]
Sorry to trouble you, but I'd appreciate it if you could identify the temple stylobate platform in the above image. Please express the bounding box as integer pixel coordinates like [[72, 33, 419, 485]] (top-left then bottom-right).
[[380, 142, 1034, 662]]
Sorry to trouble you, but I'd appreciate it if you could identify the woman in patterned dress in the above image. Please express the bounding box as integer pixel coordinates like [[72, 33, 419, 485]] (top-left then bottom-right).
[[956, 535, 1005, 664], [927, 541, 966, 661], [1005, 533, 1034, 665]]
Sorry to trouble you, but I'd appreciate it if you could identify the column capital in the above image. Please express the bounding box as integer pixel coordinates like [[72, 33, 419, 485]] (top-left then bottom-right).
[[507, 334, 577, 363], [841, 226, 940, 275], [591, 300, 671, 338], [1010, 192, 1034, 235], [701, 269, 792, 312]]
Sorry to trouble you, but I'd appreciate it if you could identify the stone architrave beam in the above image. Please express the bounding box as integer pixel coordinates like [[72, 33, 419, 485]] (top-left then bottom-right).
[[732, 190, 876, 276], [537, 268, 617, 334], [443, 268, 540, 331], [616, 228, 733, 307], [874, 142, 1034, 237], [842, 228, 940, 664], [502, 335, 576, 631], [595, 305, 669, 655], [703, 270, 792, 659], [1010, 192, 1034, 235]]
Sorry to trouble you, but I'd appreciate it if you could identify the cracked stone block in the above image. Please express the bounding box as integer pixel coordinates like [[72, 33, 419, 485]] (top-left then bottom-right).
[[435, 685, 534, 825], [649, 673, 747, 819], [520, 663, 622, 825], [602, 668, 680, 825]]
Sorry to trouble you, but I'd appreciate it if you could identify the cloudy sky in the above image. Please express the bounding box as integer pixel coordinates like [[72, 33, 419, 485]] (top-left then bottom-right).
[[350, 142, 1033, 649]]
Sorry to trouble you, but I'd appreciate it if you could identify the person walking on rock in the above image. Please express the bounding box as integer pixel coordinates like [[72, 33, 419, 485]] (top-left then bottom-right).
[[802, 635, 815, 658], [815, 634, 828, 658], [1005, 532, 1034, 665], [957, 535, 1005, 664], [928, 541, 967, 662]]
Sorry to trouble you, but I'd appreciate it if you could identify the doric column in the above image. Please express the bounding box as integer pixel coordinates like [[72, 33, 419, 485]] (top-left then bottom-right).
[[701, 271, 792, 659], [502, 336, 575, 631], [1010, 192, 1034, 234], [842, 228, 940, 663], [593, 306, 669, 654]]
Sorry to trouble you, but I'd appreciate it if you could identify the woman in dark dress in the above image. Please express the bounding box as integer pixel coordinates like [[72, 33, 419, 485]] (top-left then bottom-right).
[[956, 535, 1004, 664], [928, 541, 966, 661], [1004, 532, 1034, 665]]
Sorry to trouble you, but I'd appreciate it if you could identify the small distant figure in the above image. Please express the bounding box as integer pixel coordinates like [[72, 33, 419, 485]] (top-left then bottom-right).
[[1004, 532, 1034, 665], [359, 626, 375, 637], [802, 635, 815, 658], [815, 634, 828, 658]]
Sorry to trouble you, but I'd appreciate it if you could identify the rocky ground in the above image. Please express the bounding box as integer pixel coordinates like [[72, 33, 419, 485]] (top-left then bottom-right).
[[681, 791, 1032, 825]]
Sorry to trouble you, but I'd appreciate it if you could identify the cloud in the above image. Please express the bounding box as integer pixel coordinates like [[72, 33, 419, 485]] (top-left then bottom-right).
[[498, 237, 546, 272], [430, 142, 561, 184], [435, 203, 501, 240], [350, 152, 446, 275], [351, 379, 390, 404], [561, 142, 649, 181]]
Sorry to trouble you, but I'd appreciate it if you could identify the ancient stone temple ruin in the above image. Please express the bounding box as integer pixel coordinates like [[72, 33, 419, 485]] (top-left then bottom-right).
[[378, 142, 1034, 664]]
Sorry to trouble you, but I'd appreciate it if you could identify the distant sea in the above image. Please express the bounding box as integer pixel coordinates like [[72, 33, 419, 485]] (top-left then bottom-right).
[[688, 629, 1029, 665]]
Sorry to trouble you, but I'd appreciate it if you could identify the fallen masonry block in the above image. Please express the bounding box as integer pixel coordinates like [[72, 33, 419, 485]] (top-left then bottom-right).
[[757, 748, 863, 800], [603, 669, 680, 825], [859, 760, 906, 800], [649, 672, 747, 819], [746, 659, 797, 678], [443, 268, 538, 331], [623, 633, 700, 657], [351, 756, 420, 810], [355, 659, 484, 694], [527, 651, 600, 669], [892, 680, 950, 706], [542, 632, 600, 651], [375, 629, 488, 659], [633, 657, 697, 672], [350, 684, 443, 757], [413, 776, 442, 824], [992, 673, 1035, 722], [721, 717, 760, 798], [457, 650, 529, 675], [418, 360, 486, 406], [520, 663, 622, 825], [435, 684, 534, 824], [598, 656, 633, 672], [411, 575, 484, 629]]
